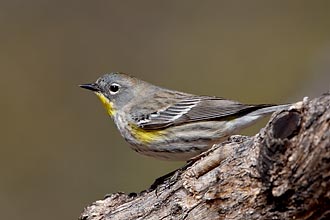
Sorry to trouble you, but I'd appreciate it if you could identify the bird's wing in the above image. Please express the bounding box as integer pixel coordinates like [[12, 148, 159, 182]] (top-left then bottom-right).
[[133, 96, 270, 130]]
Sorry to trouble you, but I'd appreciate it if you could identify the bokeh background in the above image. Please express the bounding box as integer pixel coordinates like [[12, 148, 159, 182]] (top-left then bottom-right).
[[1, 1, 330, 219]]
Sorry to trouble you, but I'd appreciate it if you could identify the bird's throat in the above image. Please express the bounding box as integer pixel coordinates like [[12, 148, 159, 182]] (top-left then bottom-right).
[[95, 92, 115, 116]]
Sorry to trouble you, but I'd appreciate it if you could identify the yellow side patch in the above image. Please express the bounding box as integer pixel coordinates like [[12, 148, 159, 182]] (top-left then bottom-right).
[[95, 92, 115, 116], [131, 125, 165, 144]]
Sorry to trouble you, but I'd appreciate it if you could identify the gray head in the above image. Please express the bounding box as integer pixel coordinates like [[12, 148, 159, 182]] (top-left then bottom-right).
[[80, 72, 153, 111]]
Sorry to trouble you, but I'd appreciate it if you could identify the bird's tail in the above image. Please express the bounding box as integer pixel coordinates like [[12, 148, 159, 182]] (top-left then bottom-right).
[[248, 104, 291, 117]]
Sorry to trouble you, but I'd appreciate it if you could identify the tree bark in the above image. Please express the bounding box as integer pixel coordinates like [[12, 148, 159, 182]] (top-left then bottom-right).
[[79, 94, 330, 220]]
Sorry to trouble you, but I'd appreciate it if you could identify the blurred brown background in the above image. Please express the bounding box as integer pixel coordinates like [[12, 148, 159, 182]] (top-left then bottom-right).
[[1, 1, 330, 219]]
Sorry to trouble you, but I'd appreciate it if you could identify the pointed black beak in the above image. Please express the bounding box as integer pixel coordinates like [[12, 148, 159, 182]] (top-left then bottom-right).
[[79, 83, 100, 92]]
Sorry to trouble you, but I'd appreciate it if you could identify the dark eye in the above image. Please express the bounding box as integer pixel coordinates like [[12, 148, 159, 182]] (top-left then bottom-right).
[[109, 83, 120, 94]]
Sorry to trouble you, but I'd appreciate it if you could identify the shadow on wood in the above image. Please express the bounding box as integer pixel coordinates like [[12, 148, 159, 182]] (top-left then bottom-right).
[[80, 94, 330, 220]]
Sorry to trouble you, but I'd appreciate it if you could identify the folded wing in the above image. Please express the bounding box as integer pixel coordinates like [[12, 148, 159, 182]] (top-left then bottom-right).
[[135, 96, 273, 130]]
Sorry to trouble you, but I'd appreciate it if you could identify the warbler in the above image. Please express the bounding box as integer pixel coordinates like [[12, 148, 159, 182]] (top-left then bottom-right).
[[80, 72, 290, 161]]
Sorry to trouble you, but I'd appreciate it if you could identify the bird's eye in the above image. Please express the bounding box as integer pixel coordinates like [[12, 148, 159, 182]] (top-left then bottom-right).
[[109, 83, 120, 94]]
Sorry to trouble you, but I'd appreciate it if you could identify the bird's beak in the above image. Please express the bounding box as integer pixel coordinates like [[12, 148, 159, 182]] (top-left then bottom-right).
[[79, 83, 100, 92]]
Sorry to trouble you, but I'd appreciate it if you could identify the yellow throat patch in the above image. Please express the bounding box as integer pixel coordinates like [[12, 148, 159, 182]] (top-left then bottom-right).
[[95, 92, 115, 116]]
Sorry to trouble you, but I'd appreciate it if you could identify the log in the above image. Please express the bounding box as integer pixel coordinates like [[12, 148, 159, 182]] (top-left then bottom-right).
[[79, 94, 330, 220]]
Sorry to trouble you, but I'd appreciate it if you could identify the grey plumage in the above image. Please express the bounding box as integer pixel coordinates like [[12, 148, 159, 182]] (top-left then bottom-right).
[[81, 72, 291, 161]]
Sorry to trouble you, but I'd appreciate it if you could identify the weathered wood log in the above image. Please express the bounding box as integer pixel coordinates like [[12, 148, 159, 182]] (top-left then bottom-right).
[[79, 94, 330, 220]]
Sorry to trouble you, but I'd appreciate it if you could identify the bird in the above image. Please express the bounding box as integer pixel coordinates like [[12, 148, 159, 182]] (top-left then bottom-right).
[[80, 72, 290, 161]]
